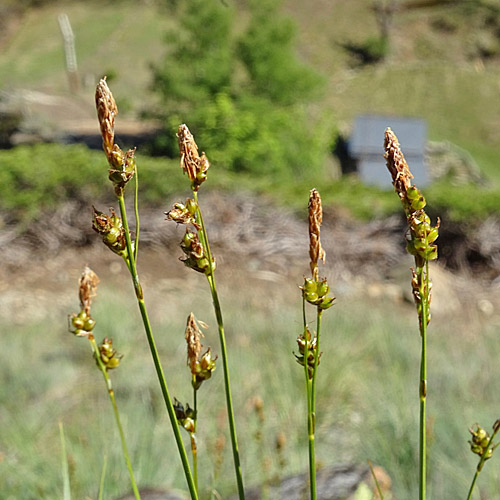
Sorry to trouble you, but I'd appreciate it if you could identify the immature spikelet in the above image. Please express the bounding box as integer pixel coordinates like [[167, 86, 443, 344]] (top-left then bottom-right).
[[165, 198, 200, 229], [308, 188, 325, 281], [79, 266, 99, 316], [180, 229, 215, 273], [92, 207, 128, 258], [295, 327, 321, 379], [177, 124, 210, 191], [96, 337, 123, 371]]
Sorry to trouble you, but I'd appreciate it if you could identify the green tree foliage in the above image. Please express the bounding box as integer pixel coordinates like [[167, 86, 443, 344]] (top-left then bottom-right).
[[152, 0, 232, 112], [238, 0, 322, 105], [151, 0, 332, 178]]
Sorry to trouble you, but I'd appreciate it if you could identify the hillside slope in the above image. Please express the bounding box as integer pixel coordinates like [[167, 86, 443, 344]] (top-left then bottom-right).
[[0, 0, 499, 180]]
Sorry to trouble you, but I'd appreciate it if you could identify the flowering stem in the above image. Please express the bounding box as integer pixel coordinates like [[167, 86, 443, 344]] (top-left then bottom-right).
[[192, 190, 245, 500], [116, 193, 199, 500], [417, 261, 429, 500], [466, 427, 500, 500], [88, 336, 141, 500]]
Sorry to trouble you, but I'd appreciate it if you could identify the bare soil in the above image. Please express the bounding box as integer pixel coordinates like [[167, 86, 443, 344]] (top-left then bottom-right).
[[3, 191, 500, 330]]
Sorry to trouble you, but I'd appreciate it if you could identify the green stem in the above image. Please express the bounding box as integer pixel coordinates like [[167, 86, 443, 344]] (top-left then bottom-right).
[[133, 167, 140, 261], [302, 295, 316, 500], [466, 471, 480, 500], [89, 337, 141, 500], [308, 308, 323, 500], [466, 426, 500, 500], [117, 193, 199, 500], [192, 387, 198, 494], [193, 190, 246, 500], [417, 261, 429, 500], [311, 308, 323, 414]]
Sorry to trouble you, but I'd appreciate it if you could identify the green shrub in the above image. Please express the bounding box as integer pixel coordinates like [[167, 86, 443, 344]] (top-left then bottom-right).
[[0, 143, 182, 226]]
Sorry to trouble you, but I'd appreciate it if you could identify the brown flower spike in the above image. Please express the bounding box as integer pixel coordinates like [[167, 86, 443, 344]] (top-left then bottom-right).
[[95, 78, 121, 168], [184, 313, 216, 390], [384, 128, 414, 202], [69, 266, 99, 338], [79, 266, 100, 316], [177, 124, 210, 191], [185, 313, 204, 373], [308, 188, 325, 281], [95, 78, 136, 191]]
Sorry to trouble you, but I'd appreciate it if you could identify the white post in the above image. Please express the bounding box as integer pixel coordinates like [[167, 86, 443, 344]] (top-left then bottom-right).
[[58, 13, 79, 92]]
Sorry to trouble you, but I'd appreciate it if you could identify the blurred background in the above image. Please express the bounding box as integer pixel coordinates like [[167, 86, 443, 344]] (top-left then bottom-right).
[[2, 0, 500, 498]]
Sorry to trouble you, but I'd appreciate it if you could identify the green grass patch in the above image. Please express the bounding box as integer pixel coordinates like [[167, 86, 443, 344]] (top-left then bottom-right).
[[2, 284, 499, 499]]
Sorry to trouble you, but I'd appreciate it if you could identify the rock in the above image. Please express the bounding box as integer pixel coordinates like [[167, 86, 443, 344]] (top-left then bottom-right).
[[228, 464, 392, 500], [116, 464, 393, 500], [115, 488, 187, 500]]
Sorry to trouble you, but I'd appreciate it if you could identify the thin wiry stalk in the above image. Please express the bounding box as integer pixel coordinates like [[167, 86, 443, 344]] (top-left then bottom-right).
[[133, 167, 140, 261], [368, 460, 385, 500], [302, 307, 316, 500], [97, 455, 108, 500], [59, 422, 72, 500], [116, 193, 199, 500], [303, 307, 323, 500], [89, 337, 141, 500], [418, 262, 429, 500], [192, 387, 198, 494], [311, 308, 323, 416], [192, 190, 245, 500]]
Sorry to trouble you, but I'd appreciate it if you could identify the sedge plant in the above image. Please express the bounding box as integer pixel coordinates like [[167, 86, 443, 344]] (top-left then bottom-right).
[[384, 128, 439, 500], [68, 266, 141, 500], [294, 188, 335, 500], [93, 79, 198, 499], [174, 313, 217, 494], [165, 124, 245, 499]]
